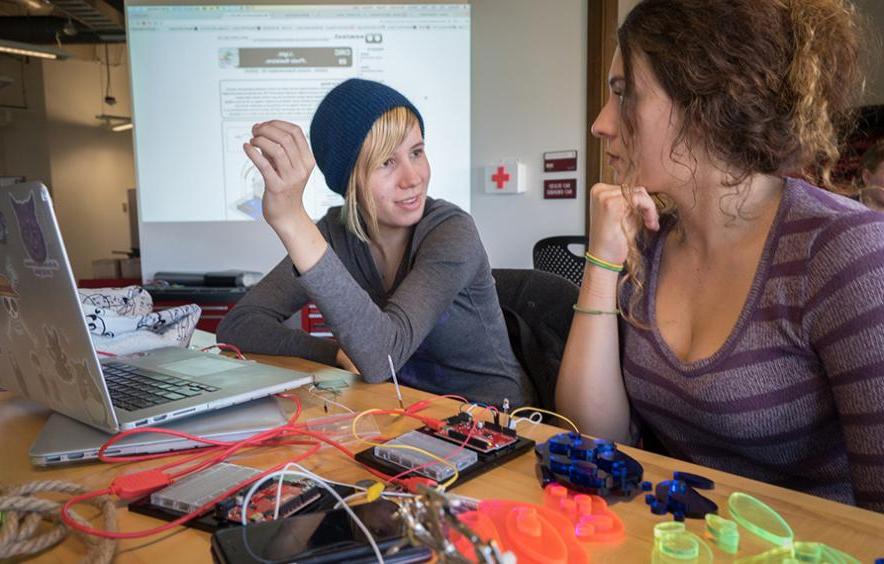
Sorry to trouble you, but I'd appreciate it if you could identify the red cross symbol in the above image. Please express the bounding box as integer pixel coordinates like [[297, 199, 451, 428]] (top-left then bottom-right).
[[491, 166, 510, 189]]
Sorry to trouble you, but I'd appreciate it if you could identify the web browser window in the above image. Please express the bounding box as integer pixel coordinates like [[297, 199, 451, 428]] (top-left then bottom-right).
[[127, 3, 470, 223]]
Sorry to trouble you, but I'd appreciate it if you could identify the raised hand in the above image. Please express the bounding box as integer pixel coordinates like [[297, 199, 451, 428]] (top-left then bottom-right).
[[243, 120, 316, 235], [587, 182, 660, 264]]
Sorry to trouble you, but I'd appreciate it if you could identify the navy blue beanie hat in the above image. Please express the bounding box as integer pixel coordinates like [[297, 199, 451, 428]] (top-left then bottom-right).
[[310, 78, 425, 197]]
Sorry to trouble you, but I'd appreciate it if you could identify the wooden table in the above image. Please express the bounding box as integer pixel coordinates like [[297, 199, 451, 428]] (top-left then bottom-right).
[[2, 354, 883, 562]]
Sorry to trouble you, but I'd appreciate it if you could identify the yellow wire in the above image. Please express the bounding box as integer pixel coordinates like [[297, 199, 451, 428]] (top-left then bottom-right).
[[351, 408, 460, 490], [509, 407, 580, 434]]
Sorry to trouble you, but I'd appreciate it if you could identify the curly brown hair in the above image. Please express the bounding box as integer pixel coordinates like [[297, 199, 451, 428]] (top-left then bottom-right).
[[614, 0, 866, 325]]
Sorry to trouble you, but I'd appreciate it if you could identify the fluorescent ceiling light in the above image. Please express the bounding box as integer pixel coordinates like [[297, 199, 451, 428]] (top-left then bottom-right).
[[97, 113, 133, 132], [0, 39, 70, 60]]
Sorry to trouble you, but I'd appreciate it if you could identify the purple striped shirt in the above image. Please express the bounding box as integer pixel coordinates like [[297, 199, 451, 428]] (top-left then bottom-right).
[[621, 178, 884, 512]]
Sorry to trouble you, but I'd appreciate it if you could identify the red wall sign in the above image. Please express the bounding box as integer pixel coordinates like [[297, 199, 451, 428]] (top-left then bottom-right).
[[544, 150, 577, 172], [544, 178, 577, 199]]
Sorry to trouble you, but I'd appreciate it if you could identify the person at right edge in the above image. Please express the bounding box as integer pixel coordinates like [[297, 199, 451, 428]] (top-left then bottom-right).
[[557, 0, 884, 512]]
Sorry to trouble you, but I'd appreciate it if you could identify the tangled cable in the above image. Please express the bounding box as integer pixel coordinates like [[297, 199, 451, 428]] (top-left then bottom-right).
[[0, 480, 117, 563]]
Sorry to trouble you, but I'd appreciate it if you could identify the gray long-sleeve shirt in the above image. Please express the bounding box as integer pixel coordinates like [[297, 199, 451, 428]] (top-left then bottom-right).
[[216, 197, 532, 406]]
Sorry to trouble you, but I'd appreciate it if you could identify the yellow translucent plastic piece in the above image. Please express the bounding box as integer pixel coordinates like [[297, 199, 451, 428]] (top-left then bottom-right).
[[735, 542, 860, 564], [652, 522, 713, 564], [705, 513, 739, 554], [728, 492, 793, 547]]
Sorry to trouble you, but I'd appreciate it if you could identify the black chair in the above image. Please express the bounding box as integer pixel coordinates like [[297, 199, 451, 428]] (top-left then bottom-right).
[[532, 236, 588, 287], [492, 268, 579, 411]]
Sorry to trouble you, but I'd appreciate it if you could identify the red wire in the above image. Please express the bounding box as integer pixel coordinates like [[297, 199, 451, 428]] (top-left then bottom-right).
[[61, 444, 322, 539], [62, 393, 463, 540], [386, 418, 479, 485], [200, 343, 246, 360]]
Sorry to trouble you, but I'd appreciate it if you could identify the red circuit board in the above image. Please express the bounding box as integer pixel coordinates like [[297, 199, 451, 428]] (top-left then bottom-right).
[[430, 419, 518, 453], [226, 482, 321, 524]]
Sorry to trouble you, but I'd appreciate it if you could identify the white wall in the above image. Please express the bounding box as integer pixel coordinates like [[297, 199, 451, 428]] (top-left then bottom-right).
[[470, 0, 588, 268], [618, 0, 639, 24], [42, 46, 136, 279], [0, 46, 135, 280], [0, 57, 52, 190]]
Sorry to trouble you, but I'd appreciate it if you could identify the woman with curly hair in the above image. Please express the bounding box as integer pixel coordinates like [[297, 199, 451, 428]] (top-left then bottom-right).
[[557, 0, 884, 511]]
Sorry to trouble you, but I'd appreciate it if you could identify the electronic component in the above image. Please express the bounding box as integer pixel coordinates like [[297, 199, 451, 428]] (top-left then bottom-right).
[[130, 463, 352, 532], [151, 462, 260, 514], [223, 479, 321, 524], [429, 412, 518, 453], [355, 416, 535, 489], [535, 432, 645, 498], [374, 430, 478, 481]]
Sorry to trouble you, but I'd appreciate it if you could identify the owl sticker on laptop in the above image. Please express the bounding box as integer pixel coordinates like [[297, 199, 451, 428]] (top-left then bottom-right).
[[10, 192, 59, 277]]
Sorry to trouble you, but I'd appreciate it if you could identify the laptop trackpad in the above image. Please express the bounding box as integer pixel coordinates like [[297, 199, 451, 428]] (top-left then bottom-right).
[[159, 357, 243, 378]]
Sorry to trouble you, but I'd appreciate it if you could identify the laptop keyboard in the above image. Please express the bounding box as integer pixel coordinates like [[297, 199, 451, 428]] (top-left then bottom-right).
[[102, 362, 220, 412]]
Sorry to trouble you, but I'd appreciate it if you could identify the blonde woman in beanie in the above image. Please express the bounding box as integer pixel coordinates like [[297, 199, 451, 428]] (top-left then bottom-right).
[[216, 79, 531, 406]]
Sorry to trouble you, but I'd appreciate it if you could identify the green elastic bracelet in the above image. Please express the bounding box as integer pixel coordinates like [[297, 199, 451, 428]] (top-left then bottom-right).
[[573, 304, 620, 316], [584, 253, 624, 273]]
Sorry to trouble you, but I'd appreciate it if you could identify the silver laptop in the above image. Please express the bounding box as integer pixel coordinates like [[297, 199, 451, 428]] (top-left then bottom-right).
[[30, 396, 288, 466], [0, 181, 313, 433]]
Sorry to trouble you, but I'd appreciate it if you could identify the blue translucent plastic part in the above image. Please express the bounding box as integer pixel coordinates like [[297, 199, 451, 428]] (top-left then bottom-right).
[[535, 432, 645, 498], [673, 471, 714, 490], [650, 479, 718, 520]]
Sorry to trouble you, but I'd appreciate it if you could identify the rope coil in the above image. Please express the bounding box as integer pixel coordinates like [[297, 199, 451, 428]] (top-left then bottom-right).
[[0, 480, 117, 563]]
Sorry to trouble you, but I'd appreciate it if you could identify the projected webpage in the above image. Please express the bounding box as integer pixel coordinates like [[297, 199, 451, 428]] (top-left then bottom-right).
[[127, 3, 470, 223]]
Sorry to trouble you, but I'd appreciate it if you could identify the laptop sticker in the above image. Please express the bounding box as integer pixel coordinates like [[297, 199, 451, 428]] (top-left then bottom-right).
[[0, 273, 19, 325], [77, 364, 113, 429], [30, 349, 59, 403], [9, 192, 59, 277], [9, 353, 29, 396], [44, 325, 79, 385]]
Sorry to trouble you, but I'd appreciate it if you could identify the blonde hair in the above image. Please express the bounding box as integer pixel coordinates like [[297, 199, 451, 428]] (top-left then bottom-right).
[[340, 106, 421, 243]]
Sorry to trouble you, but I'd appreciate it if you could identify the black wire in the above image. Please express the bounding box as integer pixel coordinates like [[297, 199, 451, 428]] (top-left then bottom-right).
[[104, 43, 112, 100]]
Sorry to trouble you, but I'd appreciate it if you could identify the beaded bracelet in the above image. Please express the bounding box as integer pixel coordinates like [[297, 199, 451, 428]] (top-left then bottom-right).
[[584, 252, 624, 273], [573, 304, 621, 316]]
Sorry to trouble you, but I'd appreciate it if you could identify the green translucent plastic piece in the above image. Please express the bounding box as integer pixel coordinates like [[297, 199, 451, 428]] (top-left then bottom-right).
[[734, 542, 860, 564], [705, 513, 740, 554], [652, 524, 713, 564], [817, 543, 860, 564], [654, 521, 687, 541], [728, 492, 794, 547], [735, 546, 793, 564]]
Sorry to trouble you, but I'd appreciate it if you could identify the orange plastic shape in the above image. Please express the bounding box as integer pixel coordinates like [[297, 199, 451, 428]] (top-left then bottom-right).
[[452, 498, 589, 564], [543, 483, 626, 544]]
